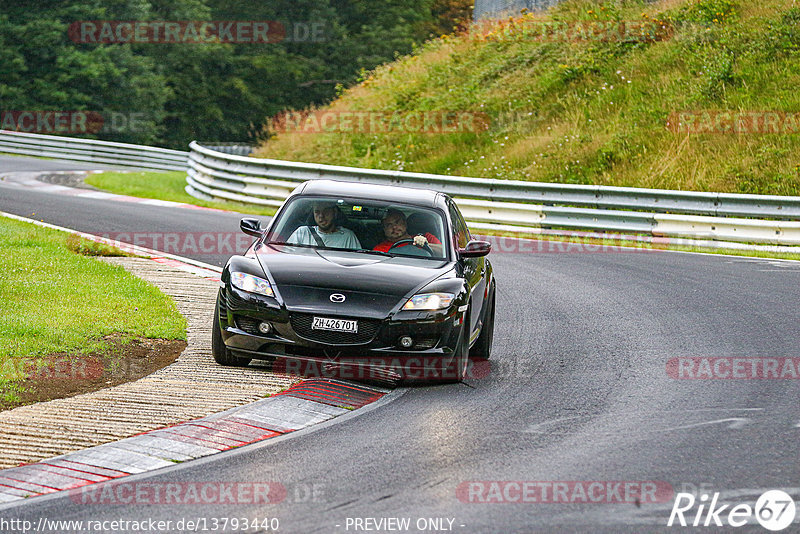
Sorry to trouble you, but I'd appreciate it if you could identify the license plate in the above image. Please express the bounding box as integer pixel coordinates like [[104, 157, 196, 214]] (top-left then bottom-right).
[[312, 317, 358, 333]]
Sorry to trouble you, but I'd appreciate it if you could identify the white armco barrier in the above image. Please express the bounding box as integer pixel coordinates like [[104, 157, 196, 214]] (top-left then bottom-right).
[[4, 131, 796, 249], [0, 130, 187, 171], [185, 142, 800, 249]]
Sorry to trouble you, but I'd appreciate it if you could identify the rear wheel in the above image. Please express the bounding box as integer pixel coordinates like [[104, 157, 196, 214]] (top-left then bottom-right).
[[470, 284, 495, 360], [212, 300, 251, 367]]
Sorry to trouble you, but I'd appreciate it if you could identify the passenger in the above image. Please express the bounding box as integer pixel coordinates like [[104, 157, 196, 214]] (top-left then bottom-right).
[[287, 201, 361, 249], [374, 209, 443, 255]]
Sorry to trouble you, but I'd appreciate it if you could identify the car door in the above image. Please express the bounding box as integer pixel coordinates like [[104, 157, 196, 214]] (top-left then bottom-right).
[[448, 200, 485, 341]]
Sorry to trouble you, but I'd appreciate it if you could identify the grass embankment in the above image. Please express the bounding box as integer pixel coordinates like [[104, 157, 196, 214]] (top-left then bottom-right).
[[0, 217, 187, 404], [85, 171, 276, 216], [258, 0, 800, 196]]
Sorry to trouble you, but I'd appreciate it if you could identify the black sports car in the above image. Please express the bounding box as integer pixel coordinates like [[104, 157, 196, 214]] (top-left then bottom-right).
[[213, 180, 495, 382]]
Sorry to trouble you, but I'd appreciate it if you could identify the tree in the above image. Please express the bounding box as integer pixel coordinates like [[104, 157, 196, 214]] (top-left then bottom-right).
[[0, 0, 473, 148], [0, 1, 168, 145]]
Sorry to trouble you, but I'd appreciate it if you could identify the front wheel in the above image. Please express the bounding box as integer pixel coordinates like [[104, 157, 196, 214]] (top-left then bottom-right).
[[470, 284, 495, 360], [212, 300, 251, 367]]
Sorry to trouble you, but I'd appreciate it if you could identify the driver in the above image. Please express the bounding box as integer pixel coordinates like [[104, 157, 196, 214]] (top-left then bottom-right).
[[287, 201, 361, 249], [374, 209, 442, 255]]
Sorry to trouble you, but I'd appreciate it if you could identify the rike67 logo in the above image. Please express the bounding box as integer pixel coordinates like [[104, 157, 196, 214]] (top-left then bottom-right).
[[668, 490, 796, 531]]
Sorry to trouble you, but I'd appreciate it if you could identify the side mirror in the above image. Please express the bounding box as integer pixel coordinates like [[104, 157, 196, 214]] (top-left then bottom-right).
[[459, 240, 491, 258], [240, 218, 262, 238]]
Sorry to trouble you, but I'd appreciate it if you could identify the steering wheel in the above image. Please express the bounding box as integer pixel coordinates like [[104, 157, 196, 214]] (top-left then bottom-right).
[[388, 238, 433, 257]]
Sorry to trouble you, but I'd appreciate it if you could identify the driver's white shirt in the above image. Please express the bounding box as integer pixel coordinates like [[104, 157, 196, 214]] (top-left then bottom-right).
[[287, 226, 361, 249]]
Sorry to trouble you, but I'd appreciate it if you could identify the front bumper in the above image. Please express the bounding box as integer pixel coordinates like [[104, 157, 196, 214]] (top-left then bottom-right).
[[218, 287, 464, 380]]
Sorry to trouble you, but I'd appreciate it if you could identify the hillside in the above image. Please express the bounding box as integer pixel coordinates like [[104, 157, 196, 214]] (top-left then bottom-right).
[[257, 0, 800, 196]]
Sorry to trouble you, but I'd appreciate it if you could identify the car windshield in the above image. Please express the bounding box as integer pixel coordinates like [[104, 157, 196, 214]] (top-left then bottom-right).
[[265, 197, 448, 260]]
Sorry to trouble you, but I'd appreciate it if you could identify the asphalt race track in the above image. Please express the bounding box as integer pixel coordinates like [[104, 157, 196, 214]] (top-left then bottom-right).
[[1, 155, 799, 533], [0, 156, 244, 267]]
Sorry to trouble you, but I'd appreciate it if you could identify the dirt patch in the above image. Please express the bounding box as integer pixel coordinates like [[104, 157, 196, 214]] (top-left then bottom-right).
[[0, 334, 186, 411], [35, 172, 99, 190]]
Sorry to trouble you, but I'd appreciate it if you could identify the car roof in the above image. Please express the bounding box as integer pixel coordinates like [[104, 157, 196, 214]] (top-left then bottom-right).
[[296, 180, 444, 208]]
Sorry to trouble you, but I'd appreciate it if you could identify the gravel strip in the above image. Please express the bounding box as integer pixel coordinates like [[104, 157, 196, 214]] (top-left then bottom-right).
[[0, 257, 298, 469]]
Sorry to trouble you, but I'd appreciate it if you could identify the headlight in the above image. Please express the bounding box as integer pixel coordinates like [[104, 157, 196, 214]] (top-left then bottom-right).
[[402, 292, 454, 311], [230, 272, 274, 297]]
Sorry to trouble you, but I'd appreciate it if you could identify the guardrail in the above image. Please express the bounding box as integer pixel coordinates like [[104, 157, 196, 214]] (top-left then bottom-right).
[[0, 130, 188, 171], [197, 143, 255, 157], [10, 131, 791, 248], [186, 142, 800, 247]]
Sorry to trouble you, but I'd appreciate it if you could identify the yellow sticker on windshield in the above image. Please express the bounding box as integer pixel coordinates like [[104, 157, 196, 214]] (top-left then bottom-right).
[[352, 206, 362, 211]]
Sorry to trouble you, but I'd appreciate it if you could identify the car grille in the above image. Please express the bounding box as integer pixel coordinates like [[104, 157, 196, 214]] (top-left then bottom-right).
[[411, 337, 438, 350], [290, 313, 381, 345], [218, 293, 229, 323], [235, 316, 261, 335]]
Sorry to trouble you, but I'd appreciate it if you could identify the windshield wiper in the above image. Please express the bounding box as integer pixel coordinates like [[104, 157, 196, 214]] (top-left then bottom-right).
[[355, 248, 393, 257], [355, 249, 442, 260], [266, 241, 319, 249]]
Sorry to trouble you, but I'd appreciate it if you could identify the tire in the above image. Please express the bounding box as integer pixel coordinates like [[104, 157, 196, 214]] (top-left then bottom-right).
[[470, 284, 495, 360], [212, 300, 251, 367], [444, 310, 469, 383]]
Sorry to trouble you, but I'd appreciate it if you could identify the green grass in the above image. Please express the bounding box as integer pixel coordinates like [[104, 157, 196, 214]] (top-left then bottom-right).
[[85, 171, 277, 216], [0, 217, 187, 402], [259, 0, 800, 196]]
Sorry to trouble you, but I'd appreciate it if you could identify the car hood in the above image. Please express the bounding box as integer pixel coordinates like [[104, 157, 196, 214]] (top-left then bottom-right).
[[256, 244, 452, 318]]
